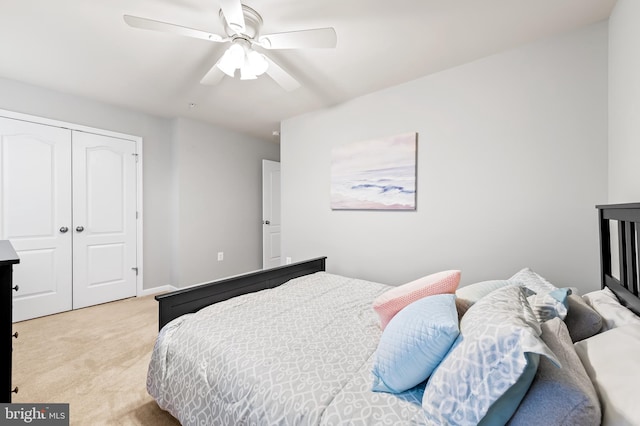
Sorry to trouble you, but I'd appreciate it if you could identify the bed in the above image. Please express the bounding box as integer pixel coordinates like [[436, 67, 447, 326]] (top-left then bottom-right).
[[147, 203, 640, 425]]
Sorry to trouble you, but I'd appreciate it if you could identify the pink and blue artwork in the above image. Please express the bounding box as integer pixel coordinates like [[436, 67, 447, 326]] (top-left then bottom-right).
[[331, 132, 417, 210]]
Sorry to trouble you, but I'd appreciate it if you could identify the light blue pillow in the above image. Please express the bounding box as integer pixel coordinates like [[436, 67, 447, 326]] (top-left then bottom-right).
[[422, 286, 559, 425], [371, 294, 459, 394], [455, 279, 517, 303]]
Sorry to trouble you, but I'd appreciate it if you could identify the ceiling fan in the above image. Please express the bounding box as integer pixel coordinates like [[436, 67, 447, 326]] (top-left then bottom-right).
[[123, 0, 337, 91]]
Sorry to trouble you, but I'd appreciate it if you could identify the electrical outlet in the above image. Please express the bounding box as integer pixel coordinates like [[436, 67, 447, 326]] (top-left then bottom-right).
[[217, 252, 224, 261], [285, 257, 292, 265]]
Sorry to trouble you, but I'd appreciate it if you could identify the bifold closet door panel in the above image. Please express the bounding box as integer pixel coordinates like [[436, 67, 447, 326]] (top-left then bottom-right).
[[71, 131, 137, 309], [0, 116, 73, 322]]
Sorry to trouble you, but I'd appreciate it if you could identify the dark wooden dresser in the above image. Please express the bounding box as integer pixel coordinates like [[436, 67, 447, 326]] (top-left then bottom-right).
[[0, 240, 19, 403]]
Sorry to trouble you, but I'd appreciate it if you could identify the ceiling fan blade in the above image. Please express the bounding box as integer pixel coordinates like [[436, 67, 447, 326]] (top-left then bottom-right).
[[258, 28, 337, 49], [264, 56, 300, 91], [200, 62, 226, 86], [123, 15, 225, 43], [218, 0, 246, 34]]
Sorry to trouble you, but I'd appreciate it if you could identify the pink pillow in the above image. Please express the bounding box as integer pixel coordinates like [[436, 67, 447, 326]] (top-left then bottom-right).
[[373, 270, 461, 330]]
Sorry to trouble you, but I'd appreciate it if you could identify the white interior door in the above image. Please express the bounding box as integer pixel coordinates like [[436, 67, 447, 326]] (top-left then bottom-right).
[[72, 131, 137, 309], [0, 117, 73, 322], [262, 160, 281, 268]]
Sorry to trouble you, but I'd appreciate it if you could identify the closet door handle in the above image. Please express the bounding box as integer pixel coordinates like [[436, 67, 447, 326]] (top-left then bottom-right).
[[59, 226, 69, 233], [76, 226, 85, 233]]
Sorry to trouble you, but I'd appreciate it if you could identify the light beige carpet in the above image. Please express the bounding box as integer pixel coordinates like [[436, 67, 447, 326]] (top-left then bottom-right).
[[12, 295, 181, 426]]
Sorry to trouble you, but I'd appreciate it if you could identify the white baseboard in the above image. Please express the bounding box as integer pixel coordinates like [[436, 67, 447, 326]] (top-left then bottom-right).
[[138, 285, 177, 297]]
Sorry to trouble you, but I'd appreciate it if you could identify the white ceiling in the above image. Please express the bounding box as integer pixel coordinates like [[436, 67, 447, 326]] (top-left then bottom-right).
[[0, 0, 616, 141]]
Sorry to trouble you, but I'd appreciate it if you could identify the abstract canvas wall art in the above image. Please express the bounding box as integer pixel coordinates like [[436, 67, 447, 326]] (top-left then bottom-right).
[[331, 132, 417, 210]]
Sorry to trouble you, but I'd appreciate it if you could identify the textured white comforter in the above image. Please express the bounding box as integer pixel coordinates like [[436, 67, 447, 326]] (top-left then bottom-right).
[[147, 272, 428, 425]]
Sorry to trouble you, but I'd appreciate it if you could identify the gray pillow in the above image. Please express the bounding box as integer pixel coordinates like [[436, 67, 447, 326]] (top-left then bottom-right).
[[564, 294, 603, 342], [508, 317, 601, 426], [454, 297, 473, 320]]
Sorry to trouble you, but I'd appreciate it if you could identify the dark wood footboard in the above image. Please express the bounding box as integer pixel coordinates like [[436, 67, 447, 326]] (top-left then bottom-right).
[[597, 203, 640, 316], [155, 257, 327, 330]]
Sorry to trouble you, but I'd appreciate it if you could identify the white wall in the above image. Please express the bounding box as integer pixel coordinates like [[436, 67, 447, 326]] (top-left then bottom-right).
[[0, 78, 278, 291], [173, 118, 279, 287], [608, 0, 640, 202], [281, 22, 608, 294]]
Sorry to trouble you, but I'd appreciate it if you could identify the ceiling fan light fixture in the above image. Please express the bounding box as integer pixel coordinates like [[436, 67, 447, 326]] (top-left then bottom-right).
[[227, 43, 245, 68], [247, 50, 268, 76], [125, 2, 337, 91], [216, 48, 237, 77], [216, 42, 246, 77], [216, 40, 269, 80], [240, 66, 257, 80]]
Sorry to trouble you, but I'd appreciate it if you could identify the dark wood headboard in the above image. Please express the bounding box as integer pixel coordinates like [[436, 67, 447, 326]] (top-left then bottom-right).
[[155, 257, 327, 330], [597, 203, 640, 316]]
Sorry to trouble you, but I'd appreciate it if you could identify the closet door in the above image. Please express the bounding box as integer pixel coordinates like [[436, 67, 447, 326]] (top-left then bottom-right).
[[72, 132, 137, 309], [0, 117, 73, 322]]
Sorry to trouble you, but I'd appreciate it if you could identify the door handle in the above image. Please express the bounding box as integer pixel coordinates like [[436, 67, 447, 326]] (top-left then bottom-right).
[[263, 220, 270, 225], [76, 226, 85, 232], [59, 226, 69, 233]]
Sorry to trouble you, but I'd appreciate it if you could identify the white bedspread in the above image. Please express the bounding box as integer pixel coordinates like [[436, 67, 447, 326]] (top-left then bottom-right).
[[147, 272, 428, 425]]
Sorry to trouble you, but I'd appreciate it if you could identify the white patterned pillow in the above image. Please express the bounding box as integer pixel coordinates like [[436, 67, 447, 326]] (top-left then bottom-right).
[[422, 285, 559, 425], [510, 268, 557, 294], [526, 288, 570, 322], [511, 267, 569, 323]]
